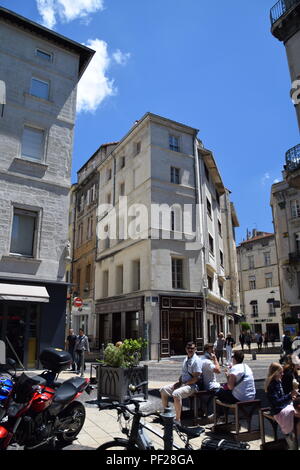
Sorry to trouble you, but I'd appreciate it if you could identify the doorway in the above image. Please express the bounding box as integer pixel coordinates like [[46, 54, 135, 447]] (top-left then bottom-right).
[[0, 302, 39, 369], [169, 310, 194, 355]]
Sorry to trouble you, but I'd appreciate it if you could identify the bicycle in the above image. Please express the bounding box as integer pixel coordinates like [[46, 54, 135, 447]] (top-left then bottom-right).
[[95, 382, 205, 451]]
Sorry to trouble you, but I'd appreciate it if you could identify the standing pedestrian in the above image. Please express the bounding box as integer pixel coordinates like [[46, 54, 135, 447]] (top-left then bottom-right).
[[66, 328, 77, 371], [225, 333, 235, 366], [269, 333, 275, 348], [239, 332, 245, 351], [245, 333, 252, 352], [258, 333, 263, 351], [283, 330, 293, 356], [74, 328, 90, 377], [215, 333, 226, 367], [264, 333, 269, 349]]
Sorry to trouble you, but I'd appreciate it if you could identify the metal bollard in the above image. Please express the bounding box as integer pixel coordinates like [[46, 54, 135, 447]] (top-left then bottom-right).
[[252, 352, 257, 360], [160, 406, 175, 450]]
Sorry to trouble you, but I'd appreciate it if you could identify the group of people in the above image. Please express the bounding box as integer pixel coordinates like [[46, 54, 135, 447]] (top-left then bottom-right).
[[239, 332, 276, 351], [160, 337, 300, 446], [160, 340, 256, 425], [66, 328, 90, 377]]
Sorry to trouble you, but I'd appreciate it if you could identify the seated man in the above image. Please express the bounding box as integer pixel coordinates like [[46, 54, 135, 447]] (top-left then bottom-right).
[[216, 350, 256, 404], [201, 343, 221, 393], [160, 341, 202, 425]]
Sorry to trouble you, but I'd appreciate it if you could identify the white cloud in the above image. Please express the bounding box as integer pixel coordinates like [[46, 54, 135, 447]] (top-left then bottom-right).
[[112, 49, 131, 66], [36, 0, 104, 29], [273, 178, 280, 184], [261, 172, 270, 186], [76, 38, 116, 113]]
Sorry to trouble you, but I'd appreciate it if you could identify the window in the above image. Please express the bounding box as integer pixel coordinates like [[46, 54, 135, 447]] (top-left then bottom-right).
[[172, 258, 184, 289], [249, 276, 256, 290], [30, 78, 49, 100], [132, 260, 141, 291], [216, 191, 220, 206], [171, 166, 180, 184], [218, 220, 222, 237], [85, 264, 91, 292], [248, 256, 255, 269], [219, 282, 224, 297], [169, 135, 179, 152], [116, 265, 124, 294], [76, 268, 81, 296], [269, 302, 276, 316], [204, 162, 210, 181], [207, 198, 212, 218], [10, 208, 37, 257], [87, 216, 93, 239], [208, 234, 214, 255], [102, 270, 109, 297], [36, 49, 52, 61], [291, 200, 300, 218], [135, 142, 141, 156], [251, 301, 258, 317], [265, 273, 273, 288], [295, 232, 300, 253], [21, 126, 45, 161], [264, 252, 271, 266], [171, 211, 175, 231], [106, 193, 111, 205], [120, 156, 125, 169], [77, 223, 83, 247], [207, 274, 213, 291], [219, 250, 224, 267], [119, 182, 125, 197]]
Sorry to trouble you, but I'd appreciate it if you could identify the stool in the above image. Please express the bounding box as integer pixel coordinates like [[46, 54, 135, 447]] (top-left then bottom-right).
[[212, 397, 261, 441], [189, 390, 214, 424], [89, 362, 100, 385], [259, 407, 299, 450]]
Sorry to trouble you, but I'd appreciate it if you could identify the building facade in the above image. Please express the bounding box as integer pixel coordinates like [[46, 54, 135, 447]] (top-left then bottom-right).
[[270, 0, 300, 330], [0, 7, 94, 368], [92, 113, 240, 358], [237, 231, 282, 340]]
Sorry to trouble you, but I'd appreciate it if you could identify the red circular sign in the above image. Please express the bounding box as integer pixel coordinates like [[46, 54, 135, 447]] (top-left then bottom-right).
[[73, 297, 83, 308]]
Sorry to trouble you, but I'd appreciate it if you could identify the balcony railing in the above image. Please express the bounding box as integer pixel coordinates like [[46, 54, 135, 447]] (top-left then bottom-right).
[[270, 0, 300, 25], [285, 144, 300, 172], [289, 251, 300, 263]]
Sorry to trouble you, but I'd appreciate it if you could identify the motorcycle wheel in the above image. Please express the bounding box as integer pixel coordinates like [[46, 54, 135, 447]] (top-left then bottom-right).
[[56, 401, 86, 444]]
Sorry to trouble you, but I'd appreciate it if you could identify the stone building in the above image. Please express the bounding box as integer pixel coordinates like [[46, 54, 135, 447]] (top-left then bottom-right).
[[270, 0, 300, 330], [237, 231, 282, 340], [0, 7, 94, 368], [70, 143, 117, 345], [92, 113, 240, 358]]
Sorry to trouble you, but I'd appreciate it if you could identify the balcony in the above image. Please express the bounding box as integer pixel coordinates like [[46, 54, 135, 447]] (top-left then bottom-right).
[[289, 251, 300, 263], [285, 144, 300, 188], [270, 0, 300, 40]]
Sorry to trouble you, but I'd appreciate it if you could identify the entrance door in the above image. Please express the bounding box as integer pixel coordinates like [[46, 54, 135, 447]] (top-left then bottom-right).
[[266, 323, 280, 341], [112, 313, 121, 344], [169, 310, 195, 355], [0, 302, 39, 369]]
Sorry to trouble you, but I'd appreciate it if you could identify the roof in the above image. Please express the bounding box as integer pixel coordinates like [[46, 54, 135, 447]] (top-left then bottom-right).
[[239, 232, 274, 245], [0, 7, 95, 78]]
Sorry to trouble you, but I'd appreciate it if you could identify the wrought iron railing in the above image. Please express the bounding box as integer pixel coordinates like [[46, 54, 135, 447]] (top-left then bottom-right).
[[285, 143, 300, 172], [270, 0, 300, 25]]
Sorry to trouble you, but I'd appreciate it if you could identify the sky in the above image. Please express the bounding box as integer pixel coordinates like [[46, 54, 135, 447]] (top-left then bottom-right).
[[1, 0, 299, 244]]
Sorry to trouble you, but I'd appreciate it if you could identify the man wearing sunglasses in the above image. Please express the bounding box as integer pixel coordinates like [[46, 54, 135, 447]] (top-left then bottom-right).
[[160, 341, 202, 425]]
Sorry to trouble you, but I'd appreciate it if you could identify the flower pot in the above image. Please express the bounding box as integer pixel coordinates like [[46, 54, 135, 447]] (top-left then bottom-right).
[[97, 364, 148, 403]]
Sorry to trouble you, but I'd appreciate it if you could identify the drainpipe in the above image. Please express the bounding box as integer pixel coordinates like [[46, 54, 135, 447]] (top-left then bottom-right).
[[193, 135, 207, 345]]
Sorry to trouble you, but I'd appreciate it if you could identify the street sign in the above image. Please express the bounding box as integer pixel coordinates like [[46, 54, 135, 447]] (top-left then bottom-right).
[[73, 297, 83, 308]]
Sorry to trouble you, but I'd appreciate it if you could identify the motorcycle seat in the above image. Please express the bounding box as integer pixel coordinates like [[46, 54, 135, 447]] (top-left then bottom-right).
[[53, 378, 87, 404]]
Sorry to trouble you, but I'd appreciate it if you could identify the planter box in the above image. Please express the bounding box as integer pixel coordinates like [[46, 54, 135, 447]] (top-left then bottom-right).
[[96, 364, 148, 403]]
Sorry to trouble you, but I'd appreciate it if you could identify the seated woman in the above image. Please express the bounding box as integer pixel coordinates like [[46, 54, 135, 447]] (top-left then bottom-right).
[[282, 356, 300, 395], [265, 362, 299, 445]]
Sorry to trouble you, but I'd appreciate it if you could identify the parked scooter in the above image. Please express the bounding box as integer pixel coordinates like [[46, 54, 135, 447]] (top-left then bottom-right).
[[0, 348, 92, 450]]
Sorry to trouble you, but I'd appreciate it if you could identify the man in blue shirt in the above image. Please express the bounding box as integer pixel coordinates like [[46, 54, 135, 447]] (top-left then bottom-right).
[[160, 341, 202, 424]]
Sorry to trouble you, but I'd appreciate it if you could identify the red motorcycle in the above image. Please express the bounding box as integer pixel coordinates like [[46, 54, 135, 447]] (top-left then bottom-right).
[[0, 348, 92, 450]]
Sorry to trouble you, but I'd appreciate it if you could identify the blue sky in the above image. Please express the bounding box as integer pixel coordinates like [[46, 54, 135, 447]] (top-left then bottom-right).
[[1, 0, 299, 243]]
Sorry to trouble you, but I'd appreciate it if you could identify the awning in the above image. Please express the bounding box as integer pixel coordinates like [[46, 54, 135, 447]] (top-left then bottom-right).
[[267, 298, 275, 304], [0, 284, 49, 303], [233, 312, 243, 317], [249, 300, 257, 305]]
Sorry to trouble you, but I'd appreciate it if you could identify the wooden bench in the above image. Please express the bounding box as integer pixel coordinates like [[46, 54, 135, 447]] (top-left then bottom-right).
[[259, 407, 299, 450], [212, 397, 261, 441], [189, 390, 214, 424]]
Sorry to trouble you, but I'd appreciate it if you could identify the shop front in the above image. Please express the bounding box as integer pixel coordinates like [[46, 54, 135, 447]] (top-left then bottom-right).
[[0, 280, 68, 369], [206, 299, 226, 343], [95, 296, 144, 347], [160, 296, 204, 357]]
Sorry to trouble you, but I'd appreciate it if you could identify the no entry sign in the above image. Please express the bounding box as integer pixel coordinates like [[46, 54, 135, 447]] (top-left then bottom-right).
[[73, 297, 83, 308]]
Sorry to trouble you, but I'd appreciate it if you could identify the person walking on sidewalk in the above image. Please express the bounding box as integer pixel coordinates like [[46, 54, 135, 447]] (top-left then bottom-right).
[[225, 333, 235, 366], [66, 328, 77, 371], [239, 332, 245, 351], [74, 328, 90, 377], [160, 341, 202, 425], [215, 333, 226, 366]]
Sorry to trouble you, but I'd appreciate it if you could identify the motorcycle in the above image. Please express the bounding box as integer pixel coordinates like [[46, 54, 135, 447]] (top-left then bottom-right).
[[0, 348, 92, 450]]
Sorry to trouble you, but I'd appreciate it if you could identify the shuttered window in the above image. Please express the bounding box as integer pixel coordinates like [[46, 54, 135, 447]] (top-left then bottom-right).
[[21, 126, 45, 161], [10, 208, 37, 257]]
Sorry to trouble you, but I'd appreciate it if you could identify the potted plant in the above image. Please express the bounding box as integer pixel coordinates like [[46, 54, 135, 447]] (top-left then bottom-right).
[[96, 338, 148, 403]]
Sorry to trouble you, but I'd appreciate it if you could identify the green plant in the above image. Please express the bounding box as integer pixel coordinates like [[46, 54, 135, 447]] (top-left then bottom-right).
[[240, 322, 251, 332], [98, 338, 148, 368]]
